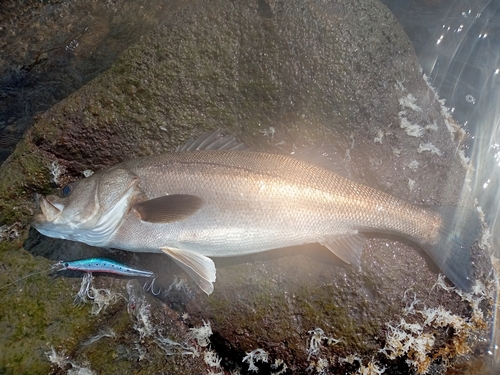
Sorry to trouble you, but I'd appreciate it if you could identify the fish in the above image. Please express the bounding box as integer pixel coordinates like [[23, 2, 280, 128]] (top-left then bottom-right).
[[32, 131, 480, 295]]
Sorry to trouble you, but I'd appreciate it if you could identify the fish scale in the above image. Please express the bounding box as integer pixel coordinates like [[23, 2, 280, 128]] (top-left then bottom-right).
[[33, 131, 480, 295], [116, 151, 440, 246]]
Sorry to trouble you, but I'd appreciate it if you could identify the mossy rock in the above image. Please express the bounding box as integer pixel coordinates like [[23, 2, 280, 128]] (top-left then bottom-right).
[[0, 0, 494, 373]]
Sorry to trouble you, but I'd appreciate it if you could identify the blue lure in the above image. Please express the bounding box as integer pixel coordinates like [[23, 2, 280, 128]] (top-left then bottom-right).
[[55, 257, 160, 295]]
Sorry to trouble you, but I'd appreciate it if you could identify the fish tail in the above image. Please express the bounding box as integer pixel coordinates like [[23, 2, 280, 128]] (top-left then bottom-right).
[[419, 206, 480, 292]]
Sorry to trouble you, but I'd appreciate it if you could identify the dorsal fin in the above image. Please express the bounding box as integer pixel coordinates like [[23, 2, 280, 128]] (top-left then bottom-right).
[[133, 194, 203, 223], [176, 130, 248, 152]]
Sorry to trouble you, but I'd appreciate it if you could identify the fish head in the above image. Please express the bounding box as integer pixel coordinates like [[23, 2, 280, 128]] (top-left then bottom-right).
[[33, 168, 140, 246]]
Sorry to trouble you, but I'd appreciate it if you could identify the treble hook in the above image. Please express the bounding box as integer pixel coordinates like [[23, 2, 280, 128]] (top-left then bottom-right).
[[85, 273, 95, 300], [143, 274, 161, 296]]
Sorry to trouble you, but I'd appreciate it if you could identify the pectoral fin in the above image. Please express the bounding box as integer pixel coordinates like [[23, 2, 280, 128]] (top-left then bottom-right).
[[161, 246, 216, 295], [133, 195, 203, 223], [320, 234, 365, 269]]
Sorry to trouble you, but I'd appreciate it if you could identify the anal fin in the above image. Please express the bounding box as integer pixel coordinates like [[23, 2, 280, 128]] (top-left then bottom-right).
[[320, 234, 366, 269], [161, 246, 216, 295]]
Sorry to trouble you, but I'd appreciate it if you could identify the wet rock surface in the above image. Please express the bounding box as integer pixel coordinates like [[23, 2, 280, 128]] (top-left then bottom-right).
[[0, 0, 183, 161], [0, 0, 495, 373]]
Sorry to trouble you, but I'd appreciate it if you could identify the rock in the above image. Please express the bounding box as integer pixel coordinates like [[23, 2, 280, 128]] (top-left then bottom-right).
[[0, 0, 183, 161], [0, 0, 494, 373]]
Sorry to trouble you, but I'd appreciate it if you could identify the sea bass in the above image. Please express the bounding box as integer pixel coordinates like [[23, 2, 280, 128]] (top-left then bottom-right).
[[33, 131, 479, 295]]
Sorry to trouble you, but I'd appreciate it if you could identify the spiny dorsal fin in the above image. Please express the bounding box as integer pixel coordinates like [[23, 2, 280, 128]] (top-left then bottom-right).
[[133, 195, 203, 223], [320, 234, 366, 269], [177, 130, 248, 152], [161, 246, 216, 295]]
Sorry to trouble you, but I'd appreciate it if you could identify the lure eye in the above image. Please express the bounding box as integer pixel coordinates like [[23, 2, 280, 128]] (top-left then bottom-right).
[[61, 185, 72, 197]]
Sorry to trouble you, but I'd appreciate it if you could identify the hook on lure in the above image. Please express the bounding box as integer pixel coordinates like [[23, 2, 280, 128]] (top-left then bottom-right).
[[143, 274, 161, 296]]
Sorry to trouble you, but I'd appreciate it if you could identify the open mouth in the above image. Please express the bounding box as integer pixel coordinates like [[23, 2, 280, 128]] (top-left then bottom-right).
[[38, 196, 63, 222]]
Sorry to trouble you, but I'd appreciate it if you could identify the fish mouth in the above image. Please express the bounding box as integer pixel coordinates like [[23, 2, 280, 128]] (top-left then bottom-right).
[[36, 196, 63, 222]]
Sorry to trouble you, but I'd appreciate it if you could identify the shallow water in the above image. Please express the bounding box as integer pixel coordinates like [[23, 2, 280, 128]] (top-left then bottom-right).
[[383, 0, 500, 249], [383, 0, 500, 371]]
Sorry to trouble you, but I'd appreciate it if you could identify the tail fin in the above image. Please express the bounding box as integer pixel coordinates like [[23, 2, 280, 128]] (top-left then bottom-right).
[[419, 206, 480, 292]]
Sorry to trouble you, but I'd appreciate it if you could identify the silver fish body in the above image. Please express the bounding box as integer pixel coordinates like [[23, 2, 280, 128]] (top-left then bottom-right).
[[107, 151, 441, 254], [33, 133, 479, 295]]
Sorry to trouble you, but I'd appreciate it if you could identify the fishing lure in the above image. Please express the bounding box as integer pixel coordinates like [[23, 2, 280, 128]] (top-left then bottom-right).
[[55, 257, 160, 295]]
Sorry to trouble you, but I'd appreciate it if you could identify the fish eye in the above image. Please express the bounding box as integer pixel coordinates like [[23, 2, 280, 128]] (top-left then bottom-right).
[[61, 185, 72, 197]]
